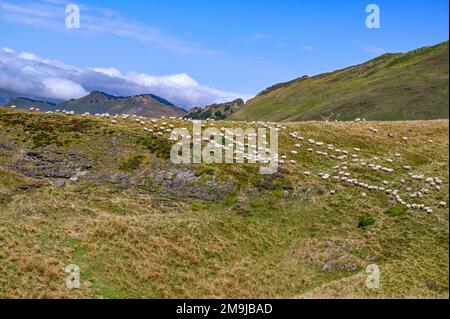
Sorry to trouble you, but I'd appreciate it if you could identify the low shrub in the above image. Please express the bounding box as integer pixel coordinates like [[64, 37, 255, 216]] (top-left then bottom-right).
[[358, 215, 376, 228]]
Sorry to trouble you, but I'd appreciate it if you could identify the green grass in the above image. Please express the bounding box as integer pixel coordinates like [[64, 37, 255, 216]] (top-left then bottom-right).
[[0, 107, 448, 298], [384, 204, 407, 217]]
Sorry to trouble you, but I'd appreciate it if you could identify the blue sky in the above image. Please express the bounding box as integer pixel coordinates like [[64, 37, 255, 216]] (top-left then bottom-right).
[[0, 0, 448, 107]]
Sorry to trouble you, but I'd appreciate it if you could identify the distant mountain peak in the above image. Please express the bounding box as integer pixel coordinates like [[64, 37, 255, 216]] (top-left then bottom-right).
[[2, 90, 186, 118], [58, 91, 186, 117]]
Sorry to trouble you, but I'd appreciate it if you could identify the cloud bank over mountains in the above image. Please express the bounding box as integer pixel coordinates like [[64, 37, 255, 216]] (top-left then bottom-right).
[[0, 48, 250, 108]]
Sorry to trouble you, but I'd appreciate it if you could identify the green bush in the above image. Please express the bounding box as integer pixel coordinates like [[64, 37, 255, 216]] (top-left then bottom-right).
[[358, 215, 376, 228]]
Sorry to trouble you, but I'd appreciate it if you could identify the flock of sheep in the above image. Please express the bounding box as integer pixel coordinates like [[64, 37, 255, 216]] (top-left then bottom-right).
[[7, 105, 448, 212], [286, 123, 446, 214]]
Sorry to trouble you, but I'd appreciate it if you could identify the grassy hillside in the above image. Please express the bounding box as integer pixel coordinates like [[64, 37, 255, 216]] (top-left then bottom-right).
[[230, 41, 449, 122], [0, 107, 448, 298], [186, 99, 245, 120]]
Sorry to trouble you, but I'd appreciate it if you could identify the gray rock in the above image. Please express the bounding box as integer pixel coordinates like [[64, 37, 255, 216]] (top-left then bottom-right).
[[53, 179, 66, 188]]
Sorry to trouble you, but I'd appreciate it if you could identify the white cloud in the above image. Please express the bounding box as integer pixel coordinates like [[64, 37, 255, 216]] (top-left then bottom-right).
[[302, 45, 315, 51], [254, 33, 272, 40], [354, 41, 385, 56], [2, 47, 14, 53], [0, 49, 250, 107], [93, 67, 122, 78], [0, 0, 216, 55], [41, 78, 88, 100]]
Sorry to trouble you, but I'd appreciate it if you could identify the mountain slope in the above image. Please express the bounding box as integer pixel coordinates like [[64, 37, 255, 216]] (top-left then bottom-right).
[[230, 41, 449, 122], [58, 91, 186, 117], [0, 88, 22, 103], [186, 98, 245, 120], [3, 97, 57, 111]]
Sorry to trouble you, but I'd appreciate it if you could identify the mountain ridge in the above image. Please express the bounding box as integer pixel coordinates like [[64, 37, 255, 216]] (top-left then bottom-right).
[[230, 41, 449, 122], [4, 91, 187, 118]]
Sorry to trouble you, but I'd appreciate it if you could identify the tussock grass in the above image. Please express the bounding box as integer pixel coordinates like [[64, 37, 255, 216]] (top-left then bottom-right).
[[0, 108, 448, 298]]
